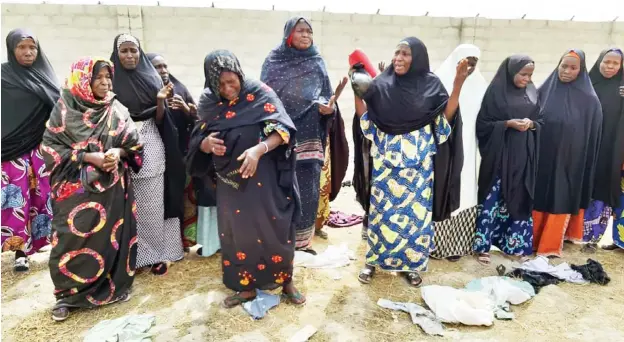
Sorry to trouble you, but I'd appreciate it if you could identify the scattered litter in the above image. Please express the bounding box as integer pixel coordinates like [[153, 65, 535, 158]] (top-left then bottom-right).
[[465, 276, 535, 320], [515, 256, 587, 284], [571, 259, 610, 285], [83, 314, 155, 342], [505, 268, 561, 293], [327, 210, 363, 227], [294, 244, 354, 269], [288, 325, 317, 342], [377, 298, 444, 336], [421, 285, 495, 326], [242, 289, 280, 320]]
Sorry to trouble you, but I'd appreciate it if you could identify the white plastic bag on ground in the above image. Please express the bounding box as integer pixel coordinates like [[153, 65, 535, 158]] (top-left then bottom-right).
[[293, 244, 354, 268], [421, 285, 495, 326]]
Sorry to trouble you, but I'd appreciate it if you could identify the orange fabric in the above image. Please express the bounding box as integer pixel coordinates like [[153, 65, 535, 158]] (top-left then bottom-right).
[[565, 51, 581, 60], [532, 210, 584, 256]]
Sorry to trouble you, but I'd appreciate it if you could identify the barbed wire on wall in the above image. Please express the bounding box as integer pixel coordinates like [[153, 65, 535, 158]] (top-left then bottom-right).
[[27, 0, 624, 22]]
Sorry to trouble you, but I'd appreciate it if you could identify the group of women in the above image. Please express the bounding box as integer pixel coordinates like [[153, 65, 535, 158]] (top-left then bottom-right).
[[1, 15, 622, 321]]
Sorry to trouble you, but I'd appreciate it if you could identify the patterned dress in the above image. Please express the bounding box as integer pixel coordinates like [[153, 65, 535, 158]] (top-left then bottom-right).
[[131, 119, 184, 268], [613, 174, 624, 248], [1, 148, 52, 254], [473, 177, 534, 256], [585, 171, 624, 248], [362, 112, 451, 272]]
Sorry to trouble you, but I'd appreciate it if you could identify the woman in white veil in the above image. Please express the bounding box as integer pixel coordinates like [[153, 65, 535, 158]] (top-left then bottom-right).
[[432, 44, 488, 261]]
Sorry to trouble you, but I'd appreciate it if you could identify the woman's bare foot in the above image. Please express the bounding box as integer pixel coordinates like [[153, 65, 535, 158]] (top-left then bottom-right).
[[222, 290, 256, 308]]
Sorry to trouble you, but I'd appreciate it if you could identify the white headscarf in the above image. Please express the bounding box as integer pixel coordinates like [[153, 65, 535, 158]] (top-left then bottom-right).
[[434, 44, 489, 214]]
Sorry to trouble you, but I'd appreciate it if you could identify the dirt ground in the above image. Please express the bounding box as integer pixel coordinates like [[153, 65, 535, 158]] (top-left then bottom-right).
[[1, 184, 624, 342]]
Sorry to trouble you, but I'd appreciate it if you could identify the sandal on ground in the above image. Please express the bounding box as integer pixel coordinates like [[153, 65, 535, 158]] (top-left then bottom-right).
[[197, 247, 203, 256], [14, 257, 29, 272], [477, 253, 491, 266], [446, 256, 461, 262], [404, 272, 423, 288], [358, 266, 375, 284], [581, 243, 598, 254], [315, 229, 328, 240], [150, 263, 168, 276], [222, 292, 256, 309], [282, 290, 306, 305], [52, 307, 70, 322], [496, 264, 506, 276], [602, 244, 619, 251], [297, 248, 317, 256]]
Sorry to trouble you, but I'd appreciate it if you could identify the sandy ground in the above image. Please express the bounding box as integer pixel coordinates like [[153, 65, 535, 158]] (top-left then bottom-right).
[[1, 184, 624, 342]]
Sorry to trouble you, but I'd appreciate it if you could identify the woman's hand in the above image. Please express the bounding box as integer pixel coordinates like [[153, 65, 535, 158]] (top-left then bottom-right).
[[103, 148, 122, 172], [506, 119, 531, 132], [319, 96, 336, 115], [454, 59, 470, 87], [170, 94, 191, 114], [157, 82, 174, 100], [84, 152, 107, 171], [237, 145, 264, 179], [378, 61, 386, 73], [200, 132, 226, 156]]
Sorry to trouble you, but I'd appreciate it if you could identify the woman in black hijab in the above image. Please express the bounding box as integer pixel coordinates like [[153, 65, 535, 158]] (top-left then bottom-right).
[[582, 48, 624, 251], [1, 29, 59, 272], [353, 37, 468, 287], [187, 50, 305, 307], [110, 34, 185, 275], [532, 49, 603, 257], [472, 56, 541, 264]]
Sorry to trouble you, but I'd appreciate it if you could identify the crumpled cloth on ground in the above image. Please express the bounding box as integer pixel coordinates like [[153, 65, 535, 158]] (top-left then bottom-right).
[[327, 210, 363, 227], [571, 258, 610, 285], [84, 314, 155, 342], [421, 285, 495, 326], [377, 298, 444, 336], [515, 256, 588, 284], [242, 289, 280, 320], [465, 276, 535, 320], [294, 244, 354, 268], [505, 268, 562, 293]]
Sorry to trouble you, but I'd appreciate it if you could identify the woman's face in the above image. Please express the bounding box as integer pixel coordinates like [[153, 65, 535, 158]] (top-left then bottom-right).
[[91, 65, 112, 100], [599, 51, 622, 79], [219, 71, 241, 101], [291, 21, 313, 50], [513, 63, 535, 88], [558, 56, 581, 83], [14, 38, 38, 67], [118, 42, 140, 70], [393, 44, 412, 76]]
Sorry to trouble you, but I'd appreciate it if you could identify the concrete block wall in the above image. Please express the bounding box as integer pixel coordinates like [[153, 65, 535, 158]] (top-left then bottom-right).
[[2, 3, 624, 112]]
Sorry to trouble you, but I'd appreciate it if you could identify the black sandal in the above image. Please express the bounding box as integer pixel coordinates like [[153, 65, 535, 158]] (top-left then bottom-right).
[[315, 229, 328, 240], [581, 243, 598, 254], [446, 256, 461, 262], [358, 266, 375, 284], [404, 272, 423, 287], [150, 263, 168, 276], [52, 307, 70, 322], [602, 244, 619, 251]]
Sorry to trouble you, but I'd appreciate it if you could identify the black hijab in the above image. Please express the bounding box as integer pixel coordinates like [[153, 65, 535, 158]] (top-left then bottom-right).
[[110, 33, 186, 220], [589, 48, 624, 207], [476, 55, 541, 219], [110, 34, 163, 121], [362, 37, 448, 135], [535, 49, 603, 214], [1, 28, 60, 162], [146, 52, 196, 154], [186, 50, 300, 217]]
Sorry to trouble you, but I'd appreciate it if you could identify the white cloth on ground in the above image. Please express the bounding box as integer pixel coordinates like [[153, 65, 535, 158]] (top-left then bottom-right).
[[465, 276, 535, 320], [421, 285, 495, 326], [83, 314, 155, 342], [377, 298, 445, 336], [293, 244, 354, 268], [515, 256, 588, 284], [242, 289, 280, 320]]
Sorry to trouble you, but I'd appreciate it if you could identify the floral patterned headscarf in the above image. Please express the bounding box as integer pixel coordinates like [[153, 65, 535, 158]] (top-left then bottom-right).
[[65, 57, 114, 105]]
